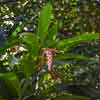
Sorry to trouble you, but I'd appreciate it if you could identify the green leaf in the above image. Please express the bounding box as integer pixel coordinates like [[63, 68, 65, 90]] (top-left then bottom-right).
[[4, 80, 21, 99], [20, 32, 39, 57], [48, 20, 58, 41], [0, 72, 18, 80], [55, 53, 90, 61], [1, 72, 21, 99], [44, 40, 57, 48], [53, 93, 90, 100], [20, 32, 38, 44], [10, 18, 30, 37], [37, 2, 52, 44], [19, 54, 36, 77], [56, 33, 100, 51], [12, 26, 21, 37], [44, 21, 58, 47], [0, 38, 19, 54]]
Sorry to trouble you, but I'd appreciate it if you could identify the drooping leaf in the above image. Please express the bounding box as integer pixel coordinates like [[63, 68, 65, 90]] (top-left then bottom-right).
[[37, 2, 52, 44], [56, 33, 100, 51]]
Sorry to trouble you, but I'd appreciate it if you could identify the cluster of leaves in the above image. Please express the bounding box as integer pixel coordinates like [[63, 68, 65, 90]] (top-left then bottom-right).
[[0, 0, 100, 100]]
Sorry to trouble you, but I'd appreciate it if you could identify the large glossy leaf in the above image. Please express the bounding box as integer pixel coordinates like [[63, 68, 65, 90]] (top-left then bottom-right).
[[56, 33, 100, 51], [37, 2, 52, 44]]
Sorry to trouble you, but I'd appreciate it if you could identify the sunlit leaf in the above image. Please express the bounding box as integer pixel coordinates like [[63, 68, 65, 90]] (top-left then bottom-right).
[[11, 26, 21, 37], [10, 18, 30, 37], [38, 2, 52, 44]]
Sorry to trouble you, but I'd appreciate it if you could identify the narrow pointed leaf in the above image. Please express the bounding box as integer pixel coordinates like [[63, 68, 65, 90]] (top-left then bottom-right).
[[48, 20, 58, 40], [44, 21, 58, 47], [38, 2, 52, 44], [54, 93, 90, 100], [56, 33, 100, 51], [20, 32, 38, 45], [55, 53, 90, 61]]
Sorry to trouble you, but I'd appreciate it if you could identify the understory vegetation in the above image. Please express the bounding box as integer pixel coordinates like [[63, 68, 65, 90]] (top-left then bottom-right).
[[0, 0, 100, 100]]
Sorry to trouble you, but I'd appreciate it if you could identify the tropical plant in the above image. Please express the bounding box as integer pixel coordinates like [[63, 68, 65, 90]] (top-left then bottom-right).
[[0, 2, 100, 100]]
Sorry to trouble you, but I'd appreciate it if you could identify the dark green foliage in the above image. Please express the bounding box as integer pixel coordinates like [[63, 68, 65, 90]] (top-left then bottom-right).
[[0, 1, 100, 100]]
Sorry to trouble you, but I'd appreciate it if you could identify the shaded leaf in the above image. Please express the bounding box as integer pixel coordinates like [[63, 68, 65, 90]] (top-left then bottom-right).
[[44, 21, 58, 47], [0, 38, 19, 54], [0, 72, 18, 80], [53, 93, 90, 100], [20, 32, 40, 57], [55, 53, 90, 61], [56, 33, 100, 51], [48, 20, 58, 41], [19, 54, 36, 77]]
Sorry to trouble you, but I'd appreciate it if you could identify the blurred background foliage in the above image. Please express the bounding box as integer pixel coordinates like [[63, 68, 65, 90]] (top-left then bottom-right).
[[0, 0, 100, 100], [0, 0, 100, 33]]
